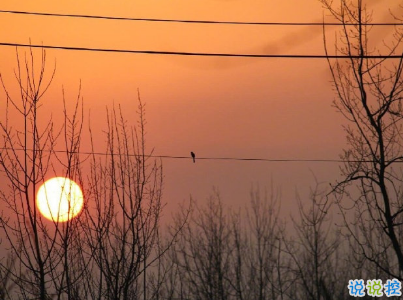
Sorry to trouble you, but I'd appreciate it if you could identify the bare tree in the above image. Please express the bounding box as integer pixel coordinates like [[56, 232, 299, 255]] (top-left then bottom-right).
[[321, 0, 403, 280], [244, 184, 287, 300], [166, 189, 233, 300], [284, 183, 342, 300], [0, 253, 17, 299], [82, 94, 166, 299], [0, 48, 187, 300], [162, 185, 295, 300], [0, 48, 85, 299]]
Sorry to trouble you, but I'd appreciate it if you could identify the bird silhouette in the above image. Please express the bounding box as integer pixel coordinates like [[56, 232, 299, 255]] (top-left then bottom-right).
[[191, 152, 195, 163]]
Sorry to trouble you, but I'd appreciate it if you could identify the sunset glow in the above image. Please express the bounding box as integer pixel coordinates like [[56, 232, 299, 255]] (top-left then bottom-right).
[[36, 177, 83, 222]]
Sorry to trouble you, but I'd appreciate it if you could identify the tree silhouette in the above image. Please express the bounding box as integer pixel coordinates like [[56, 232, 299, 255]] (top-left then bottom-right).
[[0, 47, 85, 299], [321, 0, 403, 280]]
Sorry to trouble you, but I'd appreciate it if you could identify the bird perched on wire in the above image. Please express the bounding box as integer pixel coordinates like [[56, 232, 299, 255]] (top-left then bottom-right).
[[191, 152, 196, 163]]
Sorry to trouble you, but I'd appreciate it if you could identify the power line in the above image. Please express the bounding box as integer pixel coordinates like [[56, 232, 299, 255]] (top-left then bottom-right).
[[1, 42, 403, 59], [0, 9, 401, 26], [157, 155, 344, 163], [0, 146, 391, 164]]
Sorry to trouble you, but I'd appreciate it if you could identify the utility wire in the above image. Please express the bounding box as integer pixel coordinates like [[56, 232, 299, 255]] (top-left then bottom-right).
[[0, 9, 402, 26], [1, 42, 403, 59], [0, 146, 390, 164]]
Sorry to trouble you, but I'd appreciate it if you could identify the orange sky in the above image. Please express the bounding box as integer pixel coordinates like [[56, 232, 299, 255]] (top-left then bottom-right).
[[0, 0, 401, 218]]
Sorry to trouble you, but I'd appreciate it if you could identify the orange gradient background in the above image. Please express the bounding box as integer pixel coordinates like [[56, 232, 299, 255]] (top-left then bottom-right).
[[0, 0, 401, 217]]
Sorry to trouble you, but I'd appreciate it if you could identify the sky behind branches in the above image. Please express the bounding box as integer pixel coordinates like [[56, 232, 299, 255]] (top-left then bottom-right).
[[0, 0, 401, 220]]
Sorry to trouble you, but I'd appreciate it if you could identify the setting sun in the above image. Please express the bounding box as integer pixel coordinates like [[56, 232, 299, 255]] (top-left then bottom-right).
[[36, 177, 84, 222]]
